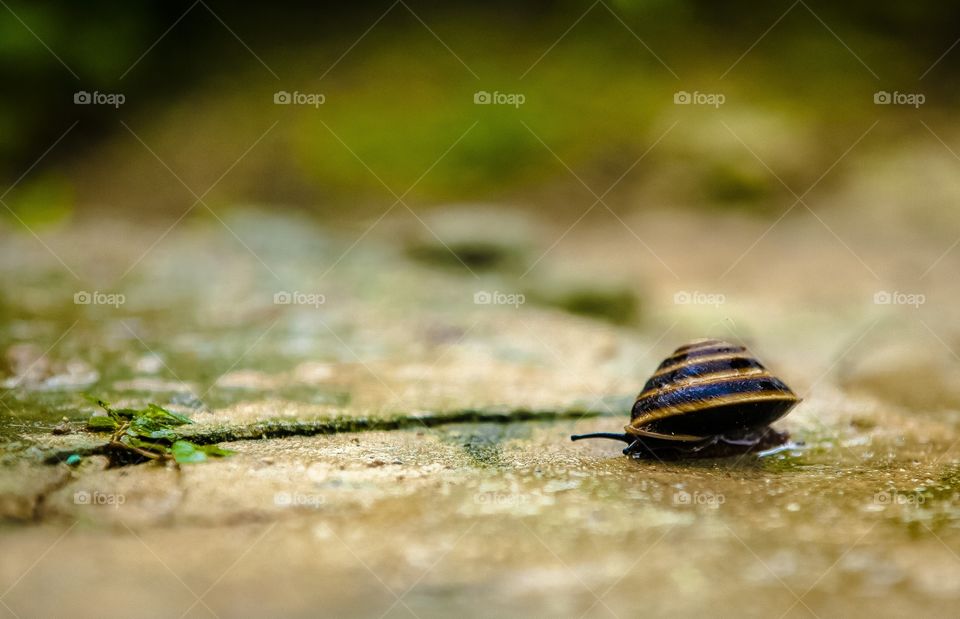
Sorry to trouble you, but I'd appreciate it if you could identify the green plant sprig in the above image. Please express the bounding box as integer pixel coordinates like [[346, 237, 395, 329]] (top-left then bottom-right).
[[85, 398, 234, 464]]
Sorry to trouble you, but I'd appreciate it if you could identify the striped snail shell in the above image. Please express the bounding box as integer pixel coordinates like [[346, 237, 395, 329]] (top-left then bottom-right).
[[571, 338, 801, 457]]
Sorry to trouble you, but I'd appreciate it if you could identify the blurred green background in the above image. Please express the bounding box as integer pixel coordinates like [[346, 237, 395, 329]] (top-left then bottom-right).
[[2, 0, 959, 227]]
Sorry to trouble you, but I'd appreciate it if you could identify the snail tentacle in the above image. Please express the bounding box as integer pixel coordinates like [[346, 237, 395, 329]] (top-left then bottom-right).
[[570, 432, 634, 444]]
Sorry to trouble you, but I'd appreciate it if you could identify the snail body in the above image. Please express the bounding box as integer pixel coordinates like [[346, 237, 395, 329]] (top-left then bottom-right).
[[572, 339, 800, 458]]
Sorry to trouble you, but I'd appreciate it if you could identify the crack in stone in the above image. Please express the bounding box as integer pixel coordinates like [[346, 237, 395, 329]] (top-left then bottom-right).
[[180, 407, 613, 444], [40, 407, 616, 466]]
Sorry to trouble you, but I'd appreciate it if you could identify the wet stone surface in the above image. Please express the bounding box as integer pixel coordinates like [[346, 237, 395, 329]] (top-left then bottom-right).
[[2, 208, 960, 618]]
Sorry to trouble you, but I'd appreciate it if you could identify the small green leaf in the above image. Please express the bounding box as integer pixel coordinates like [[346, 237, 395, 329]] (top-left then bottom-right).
[[87, 415, 119, 432], [170, 440, 207, 463], [127, 404, 192, 439], [171, 440, 234, 463], [127, 419, 178, 440], [144, 404, 192, 426], [198, 443, 235, 458], [110, 408, 139, 420]]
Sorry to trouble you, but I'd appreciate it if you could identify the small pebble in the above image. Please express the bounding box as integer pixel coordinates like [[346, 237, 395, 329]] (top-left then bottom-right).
[[65, 454, 81, 466]]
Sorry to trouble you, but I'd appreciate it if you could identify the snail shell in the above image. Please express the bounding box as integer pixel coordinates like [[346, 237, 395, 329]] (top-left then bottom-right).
[[572, 338, 800, 457]]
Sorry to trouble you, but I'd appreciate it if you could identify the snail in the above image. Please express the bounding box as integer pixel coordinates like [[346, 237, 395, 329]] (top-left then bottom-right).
[[571, 338, 800, 458]]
